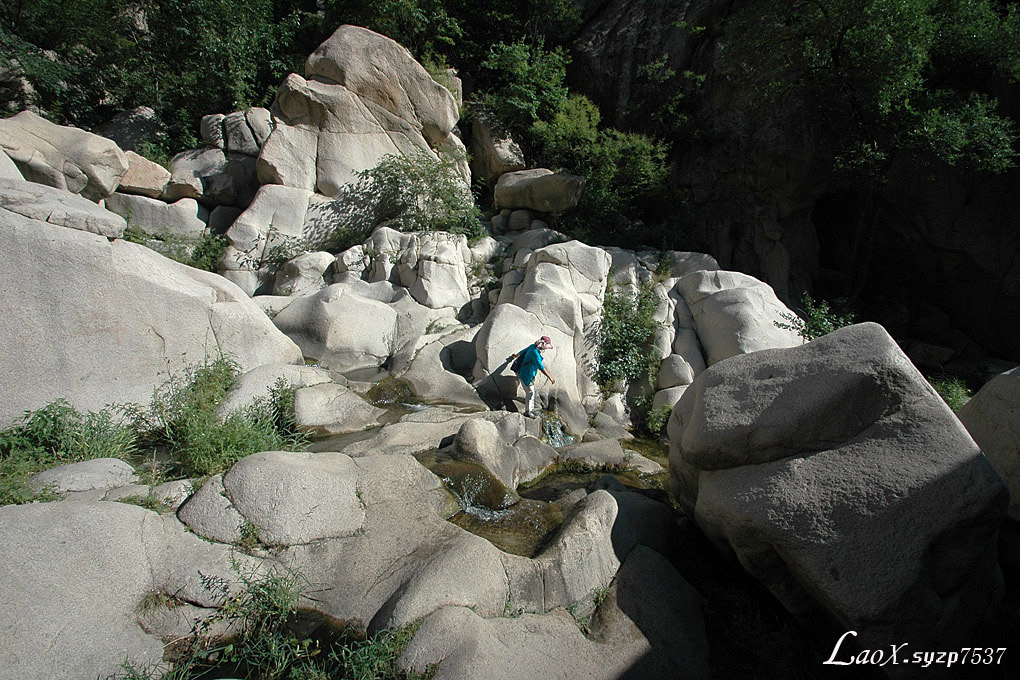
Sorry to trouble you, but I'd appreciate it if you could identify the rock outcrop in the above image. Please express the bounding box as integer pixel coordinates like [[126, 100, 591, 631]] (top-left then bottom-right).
[[0, 110, 129, 200], [0, 182, 302, 426], [258, 25, 468, 197], [0, 501, 243, 680], [959, 367, 1020, 521], [669, 322, 1007, 653]]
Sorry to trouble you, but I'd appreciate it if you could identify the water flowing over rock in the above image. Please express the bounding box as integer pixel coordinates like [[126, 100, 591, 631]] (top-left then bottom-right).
[[669, 322, 1008, 654]]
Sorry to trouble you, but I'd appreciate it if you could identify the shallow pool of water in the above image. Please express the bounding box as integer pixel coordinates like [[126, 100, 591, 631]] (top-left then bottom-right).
[[449, 499, 566, 557]]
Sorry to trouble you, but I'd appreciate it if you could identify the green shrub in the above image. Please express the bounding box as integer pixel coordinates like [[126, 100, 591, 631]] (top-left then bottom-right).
[[644, 405, 673, 438], [478, 40, 570, 143], [928, 374, 973, 412], [0, 361, 305, 505], [774, 293, 858, 341], [591, 283, 662, 392], [0, 400, 136, 505], [530, 94, 670, 239], [106, 560, 425, 680], [130, 358, 306, 478], [314, 150, 485, 249]]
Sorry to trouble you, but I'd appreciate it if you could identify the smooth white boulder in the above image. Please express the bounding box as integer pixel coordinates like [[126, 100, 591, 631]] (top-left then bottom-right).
[[0, 212, 301, 427], [0, 110, 128, 200]]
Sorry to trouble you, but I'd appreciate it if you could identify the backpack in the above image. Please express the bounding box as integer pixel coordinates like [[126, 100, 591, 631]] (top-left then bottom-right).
[[511, 344, 535, 374]]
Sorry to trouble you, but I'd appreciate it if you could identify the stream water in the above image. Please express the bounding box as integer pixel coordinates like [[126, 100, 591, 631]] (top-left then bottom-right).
[[310, 384, 669, 559]]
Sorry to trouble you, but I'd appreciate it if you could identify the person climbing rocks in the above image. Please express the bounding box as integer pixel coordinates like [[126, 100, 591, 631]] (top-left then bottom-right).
[[509, 336, 556, 418]]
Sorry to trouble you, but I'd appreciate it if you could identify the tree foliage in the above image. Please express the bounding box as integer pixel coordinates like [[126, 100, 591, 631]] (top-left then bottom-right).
[[478, 40, 571, 144], [725, 0, 1020, 179], [2, 0, 299, 148], [531, 94, 670, 241]]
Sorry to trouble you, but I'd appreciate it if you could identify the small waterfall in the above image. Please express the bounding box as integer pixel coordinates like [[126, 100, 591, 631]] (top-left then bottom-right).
[[540, 413, 576, 448]]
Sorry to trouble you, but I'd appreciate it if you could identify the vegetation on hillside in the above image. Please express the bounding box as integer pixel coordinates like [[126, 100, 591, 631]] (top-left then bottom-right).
[[0, 357, 305, 504], [107, 560, 426, 680], [3, 0, 1017, 252]]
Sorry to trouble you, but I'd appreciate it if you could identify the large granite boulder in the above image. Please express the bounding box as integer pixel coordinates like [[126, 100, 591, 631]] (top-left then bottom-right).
[[271, 282, 397, 374], [292, 382, 386, 434], [669, 322, 1008, 654], [218, 183, 315, 294], [0, 501, 242, 680], [494, 168, 585, 213], [673, 269, 802, 366], [958, 367, 1020, 521], [259, 25, 468, 196], [0, 201, 302, 427], [273, 250, 336, 296], [0, 150, 22, 180], [1, 177, 125, 238], [116, 150, 171, 198], [469, 105, 525, 184], [0, 111, 128, 200], [104, 193, 208, 237], [29, 458, 138, 494], [362, 226, 473, 310], [399, 546, 709, 680], [476, 240, 611, 431]]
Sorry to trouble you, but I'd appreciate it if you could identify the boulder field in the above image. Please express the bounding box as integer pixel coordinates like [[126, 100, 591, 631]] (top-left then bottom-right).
[[1, 22, 1018, 680]]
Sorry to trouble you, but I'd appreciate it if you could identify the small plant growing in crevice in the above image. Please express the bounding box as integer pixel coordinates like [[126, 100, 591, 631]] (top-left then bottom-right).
[[117, 493, 172, 513], [237, 520, 261, 554], [928, 374, 973, 412], [643, 404, 673, 438], [106, 560, 427, 680], [774, 293, 858, 341]]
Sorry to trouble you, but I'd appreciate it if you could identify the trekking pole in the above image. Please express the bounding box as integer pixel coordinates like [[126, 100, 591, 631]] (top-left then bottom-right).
[[473, 358, 511, 410]]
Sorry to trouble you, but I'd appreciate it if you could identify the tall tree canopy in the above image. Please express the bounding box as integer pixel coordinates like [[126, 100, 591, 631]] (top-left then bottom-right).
[[724, 0, 1020, 180]]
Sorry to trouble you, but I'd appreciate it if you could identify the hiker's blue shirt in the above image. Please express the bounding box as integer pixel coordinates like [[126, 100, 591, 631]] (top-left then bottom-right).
[[517, 344, 545, 386]]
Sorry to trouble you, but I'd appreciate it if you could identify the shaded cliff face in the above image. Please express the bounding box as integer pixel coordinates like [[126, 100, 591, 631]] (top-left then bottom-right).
[[816, 156, 1020, 363], [570, 0, 1020, 364]]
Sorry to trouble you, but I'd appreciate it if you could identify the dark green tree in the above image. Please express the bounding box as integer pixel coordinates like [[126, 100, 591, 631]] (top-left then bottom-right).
[[725, 0, 1019, 178], [723, 0, 1020, 298]]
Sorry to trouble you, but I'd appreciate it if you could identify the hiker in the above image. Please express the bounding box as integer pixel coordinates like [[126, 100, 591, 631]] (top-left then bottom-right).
[[509, 336, 556, 418]]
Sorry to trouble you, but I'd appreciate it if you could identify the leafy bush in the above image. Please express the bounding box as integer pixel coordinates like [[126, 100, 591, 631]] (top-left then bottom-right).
[[775, 294, 858, 341], [478, 40, 570, 144], [643, 405, 673, 439], [130, 359, 306, 477], [314, 150, 485, 248], [590, 283, 662, 392], [0, 400, 136, 504], [530, 94, 670, 240], [106, 560, 426, 680], [0, 359, 306, 504]]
